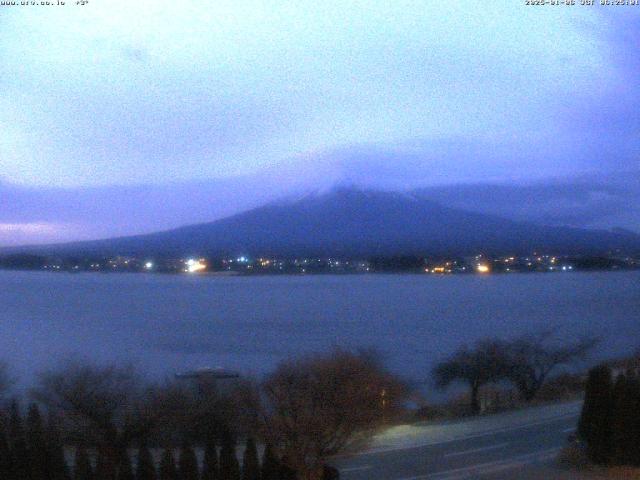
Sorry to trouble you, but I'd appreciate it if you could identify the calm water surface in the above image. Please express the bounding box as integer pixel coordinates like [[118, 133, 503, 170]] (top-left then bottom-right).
[[1, 271, 638, 394]]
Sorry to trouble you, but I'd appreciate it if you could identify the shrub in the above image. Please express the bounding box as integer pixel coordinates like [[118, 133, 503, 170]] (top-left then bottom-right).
[[578, 365, 613, 465]]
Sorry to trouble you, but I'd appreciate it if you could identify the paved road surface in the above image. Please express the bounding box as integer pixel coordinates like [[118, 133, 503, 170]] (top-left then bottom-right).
[[332, 402, 582, 480]]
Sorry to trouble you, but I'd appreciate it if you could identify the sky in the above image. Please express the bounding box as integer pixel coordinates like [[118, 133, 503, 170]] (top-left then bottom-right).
[[1, 1, 639, 245]]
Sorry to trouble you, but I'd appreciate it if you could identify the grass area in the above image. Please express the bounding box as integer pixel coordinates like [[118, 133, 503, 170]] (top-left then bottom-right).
[[411, 390, 584, 424]]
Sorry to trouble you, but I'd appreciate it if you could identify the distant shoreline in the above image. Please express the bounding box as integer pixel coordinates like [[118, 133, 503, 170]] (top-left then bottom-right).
[[0, 267, 638, 277]]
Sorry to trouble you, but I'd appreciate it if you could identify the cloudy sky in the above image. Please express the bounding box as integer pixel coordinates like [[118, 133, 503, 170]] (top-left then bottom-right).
[[1, 1, 639, 245]]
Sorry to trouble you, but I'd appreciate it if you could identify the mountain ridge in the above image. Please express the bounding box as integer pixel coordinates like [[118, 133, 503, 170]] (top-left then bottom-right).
[[5, 187, 640, 258]]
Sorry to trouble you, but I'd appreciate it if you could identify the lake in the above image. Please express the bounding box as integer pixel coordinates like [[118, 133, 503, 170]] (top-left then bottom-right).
[[1, 270, 638, 397]]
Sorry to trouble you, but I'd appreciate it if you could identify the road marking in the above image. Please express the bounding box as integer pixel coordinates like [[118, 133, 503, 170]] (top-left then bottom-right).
[[340, 465, 372, 473], [432, 447, 561, 480], [396, 446, 562, 480], [563, 427, 576, 433], [443, 442, 509, 458], [351, 411, 578, 456]]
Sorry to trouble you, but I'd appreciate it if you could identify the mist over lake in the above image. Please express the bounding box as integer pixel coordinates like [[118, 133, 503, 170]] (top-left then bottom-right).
[[2, 270, 638, 396]]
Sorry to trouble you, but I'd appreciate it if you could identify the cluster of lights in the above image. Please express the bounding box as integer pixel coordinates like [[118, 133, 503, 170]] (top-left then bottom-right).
[[185, 258, 207, 273], [427, 266, 451, 274], [476, 264, 490, 273]]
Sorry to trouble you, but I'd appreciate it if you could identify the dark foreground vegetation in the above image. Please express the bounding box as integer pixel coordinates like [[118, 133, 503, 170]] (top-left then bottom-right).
[[432, 331, 597, 415], [0, 331, 619, 480], [577, 360, 640, 468], [0, 350, 406, 480]]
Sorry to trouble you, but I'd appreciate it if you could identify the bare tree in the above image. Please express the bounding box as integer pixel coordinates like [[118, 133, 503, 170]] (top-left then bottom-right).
[[0, 361, 13, 401], [31, 361, 152, 476], [146, 377, 230, 444], [259, 349, 407, 480], [432, 340, 509, 415], [505, 331, 598, 402]]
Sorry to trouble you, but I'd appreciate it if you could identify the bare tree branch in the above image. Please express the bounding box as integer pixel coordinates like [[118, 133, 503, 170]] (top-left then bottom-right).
[[259, 348, 407, 480], [505, 332, 599, 402]]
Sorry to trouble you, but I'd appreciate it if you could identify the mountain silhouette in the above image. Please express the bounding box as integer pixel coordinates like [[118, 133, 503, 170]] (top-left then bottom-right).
[[19, 187, 638, 258]]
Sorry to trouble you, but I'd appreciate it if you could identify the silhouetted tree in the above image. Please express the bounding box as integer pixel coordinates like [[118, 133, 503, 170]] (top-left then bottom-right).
[[95, 447, 116, 480], [136, 443, 157, 480], [630, 373, 640, 466], [261, 349, 405, 480], [241, 437, 259, 480], [0, 419, 12, 480], [47, 412, 71, 480], [610, 374, 632, 465], [201, 439, 219, 480], [611, 372, 640, 466], [33, 362, 153, 474], [322, 466, 339, 480], [219, 429, 240, 480], [9, 401, 32, 479], [505, 332, 597, 402], [578, 365, 613, 464], [116, 451, 134, 480], [74, 446, 94, 480], [178, 441, 199, 480], [433, 340, 508, 415], [159, 449, 177, 480], [27, 403, 48, 480], [0, 362, 13, 400], [277, 457, 297, 480], [148, 378, 228, 447], [259, 444, 279, 480]]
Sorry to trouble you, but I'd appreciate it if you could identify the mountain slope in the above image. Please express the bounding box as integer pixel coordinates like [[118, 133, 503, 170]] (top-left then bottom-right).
[[25, 188, 640, 257]]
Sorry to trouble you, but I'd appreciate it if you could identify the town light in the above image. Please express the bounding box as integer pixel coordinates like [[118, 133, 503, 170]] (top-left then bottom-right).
[[186, 258, 207, 273], [476, 264, 490, 273]]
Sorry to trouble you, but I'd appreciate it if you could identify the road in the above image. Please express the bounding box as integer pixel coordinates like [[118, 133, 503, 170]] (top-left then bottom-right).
[[331, 401, 582, 480]]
